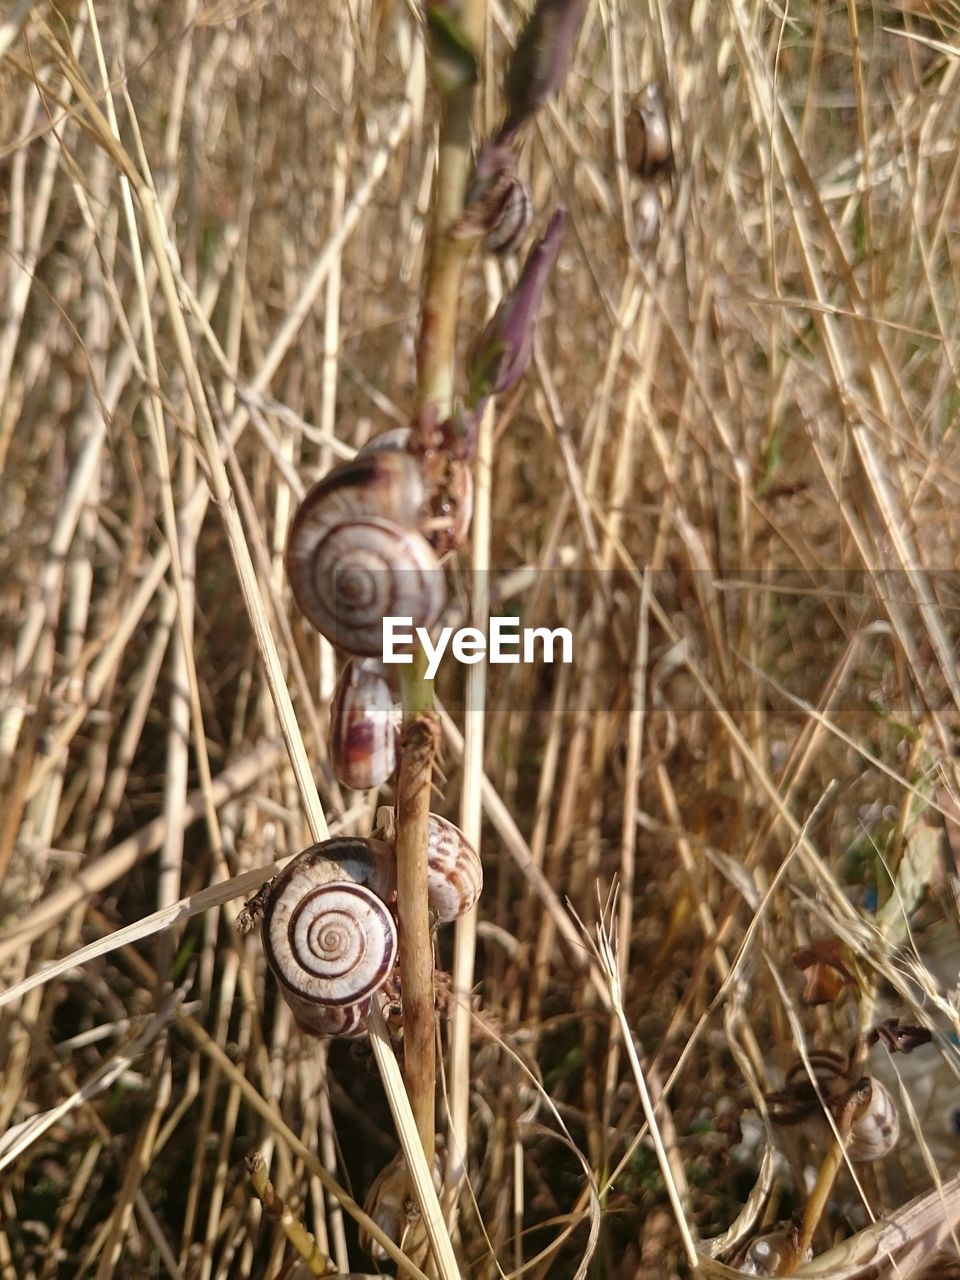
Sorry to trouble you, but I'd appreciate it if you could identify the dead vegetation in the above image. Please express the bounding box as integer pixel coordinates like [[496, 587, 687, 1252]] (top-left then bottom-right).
[[1, 1, 959, 1277]]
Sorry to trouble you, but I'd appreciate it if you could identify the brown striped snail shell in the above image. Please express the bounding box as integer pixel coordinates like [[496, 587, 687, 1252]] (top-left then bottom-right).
[[486, 174, 533, 255], [375, 808, 482, 924], [773, 1051, 900, 1161], [330, 658, 400, 790], [258, 837, 397, 1038], [626, 83, 672, 179], [424, 813, 483, 923], [286, 451, 445, 656]]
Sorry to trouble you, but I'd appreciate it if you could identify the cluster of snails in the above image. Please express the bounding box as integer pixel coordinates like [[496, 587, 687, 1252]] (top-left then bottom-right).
[[623, 82, 673, 248], [286, 427, 472, 792], [239, 815, 482, 1039], [272, 432, 480, 1037]]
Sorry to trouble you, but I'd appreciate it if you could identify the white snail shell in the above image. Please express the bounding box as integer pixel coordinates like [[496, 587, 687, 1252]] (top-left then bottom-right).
[[375, 808, 482, 924], [286, 451, 445, 656], [626, 82, 672, 179], [330, 658, 400, 790], [425, 813, 483, 923], [847, 1076, 900, 1161], [259, 837, 397, 1037], [733, 1224, 811, 1276]]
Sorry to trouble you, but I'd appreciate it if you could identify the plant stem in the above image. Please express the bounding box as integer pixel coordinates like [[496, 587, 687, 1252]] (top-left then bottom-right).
[[396, 0, 485, 1174], [396, 657, 441, 1160]]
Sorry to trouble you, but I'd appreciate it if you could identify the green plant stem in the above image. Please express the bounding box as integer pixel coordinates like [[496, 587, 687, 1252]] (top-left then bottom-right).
[[396, 0, 485, 1182], [415, 82, 476, 438]]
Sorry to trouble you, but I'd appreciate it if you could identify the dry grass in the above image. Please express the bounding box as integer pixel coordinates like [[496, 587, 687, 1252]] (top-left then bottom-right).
[[2, 1, 960, 1277]]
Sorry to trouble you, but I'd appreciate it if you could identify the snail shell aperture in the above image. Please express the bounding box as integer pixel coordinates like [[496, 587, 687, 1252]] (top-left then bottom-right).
[[286, 451, 445, 656]]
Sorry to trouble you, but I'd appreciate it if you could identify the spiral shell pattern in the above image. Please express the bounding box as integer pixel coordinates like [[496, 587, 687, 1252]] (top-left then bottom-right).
[[426, 814, 483, 923], [330, 658, 399, 790], [286, 452, 445, 656], [259, 838, 397, 1036]]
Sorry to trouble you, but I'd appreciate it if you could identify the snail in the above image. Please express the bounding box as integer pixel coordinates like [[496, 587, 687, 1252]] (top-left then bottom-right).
[[625, 82, 672, 179], [485, 173, 533, 255], [457, 137, 533, 256], [286, 451, 446, 656], [766, 1050, 900, 1161], [360, 1146, 444, 1265], [730, 1222, 811, 1276], [244, 837, 397, 1038], [633, 183, 661, 249], [330, 658, 400, 791], [238, 819, 481, 1038], [375, 807, 483, 924], [357, 426, 473, 557]]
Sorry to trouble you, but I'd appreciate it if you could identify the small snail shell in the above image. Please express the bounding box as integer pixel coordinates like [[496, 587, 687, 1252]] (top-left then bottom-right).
[[286, 452, 445, 656], [625, 83, 672, 179], [634, 183, 661, 249], [424, 813, 483, 923], [846, 1076, 899, 1161], [330, 658, 400, 790], [259, 837, 397, 1037], [357, 427, 472, 559], [778, 1052, 899, 1161], [375, 808, 483, 924], [486, 174, 533, 255], [360, 1147, 443, 1264], [732, 1223, 810, 1276]]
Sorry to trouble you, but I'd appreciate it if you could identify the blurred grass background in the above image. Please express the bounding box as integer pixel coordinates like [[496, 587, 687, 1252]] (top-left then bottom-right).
[[1, 1, 959, 1276]]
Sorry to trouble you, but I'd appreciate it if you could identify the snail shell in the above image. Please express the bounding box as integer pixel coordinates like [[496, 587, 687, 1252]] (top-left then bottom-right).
[[779, 1051, 899, 1161], [634, 183, 661, 248], [330, 658, 400, 790], [847, 1076, 900, 1161], [486, 174, 533, 255], [424, 813, 483, 923], [259, 837, 397, 1037], [357, 426, 472, 559], [286, 452, 445, 656], [360, 1147, 443, 1264], [626, 82, 672, 179], [732, 1223, 810, 1276], [375, 808, 483, 924]]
